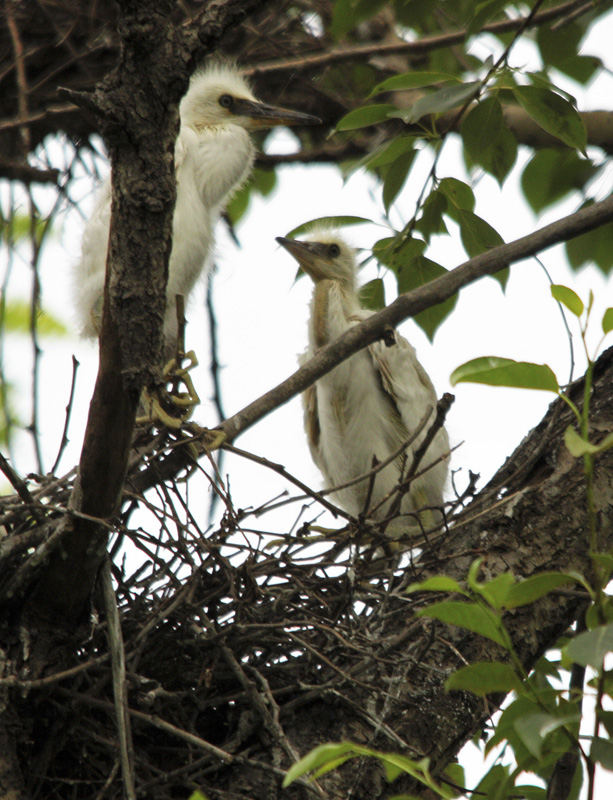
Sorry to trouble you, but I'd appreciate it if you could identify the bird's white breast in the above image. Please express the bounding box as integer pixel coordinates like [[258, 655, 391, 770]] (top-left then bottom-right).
[[304, 282, 448, 523]]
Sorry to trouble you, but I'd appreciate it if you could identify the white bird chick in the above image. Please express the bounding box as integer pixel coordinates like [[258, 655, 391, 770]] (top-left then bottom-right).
[[75, 64, 319, 352], [276, 229, 449, 534]]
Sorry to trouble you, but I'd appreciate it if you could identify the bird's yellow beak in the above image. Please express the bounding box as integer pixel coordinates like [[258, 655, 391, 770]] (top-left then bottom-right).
[[232, 98, 320, 128], [276, 237, 330, 281]]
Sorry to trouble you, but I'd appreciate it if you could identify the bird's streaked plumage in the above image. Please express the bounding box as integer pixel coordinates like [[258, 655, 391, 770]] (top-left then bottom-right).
[[74, 64, 319, 351], [277, 229, 449, 533]]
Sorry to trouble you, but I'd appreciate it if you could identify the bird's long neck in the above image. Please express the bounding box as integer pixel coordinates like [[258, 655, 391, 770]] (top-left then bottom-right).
[[310, 280, 360, 349]]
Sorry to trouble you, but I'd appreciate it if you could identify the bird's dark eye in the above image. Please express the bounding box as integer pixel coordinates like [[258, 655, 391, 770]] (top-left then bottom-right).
[[219, 94, 234, 109], [328, 243, 341, 258]]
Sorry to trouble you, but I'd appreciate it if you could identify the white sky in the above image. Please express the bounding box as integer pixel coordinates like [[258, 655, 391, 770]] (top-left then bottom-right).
[[1, 8, 613, 796]]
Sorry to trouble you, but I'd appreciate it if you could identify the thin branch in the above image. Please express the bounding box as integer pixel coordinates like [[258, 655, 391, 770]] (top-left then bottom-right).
[[50, 354, 80, 475], [245, 0, 591, 77], [222, 442, 351, 521], [101, 558, 136, 800]]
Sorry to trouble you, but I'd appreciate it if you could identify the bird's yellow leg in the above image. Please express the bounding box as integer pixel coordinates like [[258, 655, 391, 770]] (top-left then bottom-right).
[[137, 351, 201, 429]]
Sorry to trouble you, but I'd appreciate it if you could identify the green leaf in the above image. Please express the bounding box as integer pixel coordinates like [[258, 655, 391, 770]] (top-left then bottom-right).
[[566, 623, 613, 668], [3, 300, 68, 337], [330, 0, 389, 38], [188, 791, 211, 800], [225, 184, 250, 223], [416, 190, 448, 241], [446, 662, 522, 695], [362, 137, 415, 170], [551, 284, 584, 317], [438, 178, 475, 212], [251, 167, 277, 196], [521, 150, 599, 214], [537, 22, 600, 85], [455, 208, 504, 257], [369, 71, 459, 97], [591, 737, 613, 770], [475, 123, 517, 186], [406, 576, 465, 595], [504, 573, 575, 608], [513, 86, 586, 153], [467, 0, 509, 34], [283, 742, 355, 786], [396, 255, 458, 340], [472, 572, 516, 610], [382, 149, 418, 212], [461, 96, 503, 161], [564, 426, 613, 457], [603, 308, 613, 334], [514, 712, 580, 759], [460, 96, 517, 184], [394, 82, 481, 124], [450, 356, 560, 393], [359, 278, 385, 311], [284, 216, 372, 238], [416, 601, 508, 647], [566, 214, 613, 276], [336, 104, 397, 131], [597, 710, 613, 737]]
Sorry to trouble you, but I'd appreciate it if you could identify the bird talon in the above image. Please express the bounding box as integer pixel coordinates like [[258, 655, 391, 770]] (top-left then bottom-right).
[[202, 429, 226, 452], [137, 350, 201, 429]]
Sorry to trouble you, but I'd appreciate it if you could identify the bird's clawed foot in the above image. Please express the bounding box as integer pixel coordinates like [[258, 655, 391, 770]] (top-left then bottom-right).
[[137, 350, 201, 429]]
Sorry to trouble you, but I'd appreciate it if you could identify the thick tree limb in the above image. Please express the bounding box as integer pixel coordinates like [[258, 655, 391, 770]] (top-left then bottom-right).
[[129, 191, 613, 495], [26, 0, 269, 627]]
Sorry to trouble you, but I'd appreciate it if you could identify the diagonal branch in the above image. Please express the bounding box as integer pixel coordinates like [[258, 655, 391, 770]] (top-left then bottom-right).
[[129, 191, 613, 495]]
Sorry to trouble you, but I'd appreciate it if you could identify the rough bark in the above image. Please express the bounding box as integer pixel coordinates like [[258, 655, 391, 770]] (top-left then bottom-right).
[[25, 0, 269, 628]]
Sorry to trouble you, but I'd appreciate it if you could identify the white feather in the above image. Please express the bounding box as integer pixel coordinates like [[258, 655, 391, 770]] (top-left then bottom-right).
[[286, 229, 449, 530], [73, 66, 257, 345]]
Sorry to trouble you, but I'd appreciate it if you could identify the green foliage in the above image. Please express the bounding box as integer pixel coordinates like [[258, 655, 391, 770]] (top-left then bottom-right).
[[446, 662, 523, 695], [369, 71, 459, 97], [512, 86, 586, 153], [284, 215, 372, 239], [392, 81, 481, 125], [461, 96, 517, 184], [2, 299, 68, 337], [0, 213, 50, 246], [450, 356, 559, 392], [283, 741, 454, 797], [335, 104, 397, 131], [521, 150, 600, 214], [279, 2, 613, 797], [226, 167, 278, 225], [330, 0, 389, 39], [565, 202, 613, 276], [374, 235, 458, 340], [359, 277, 385, 310]]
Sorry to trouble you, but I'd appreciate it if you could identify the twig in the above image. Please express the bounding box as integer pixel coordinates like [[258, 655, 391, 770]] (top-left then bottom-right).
[[222, 442, 351, 520], [0, 451, 38, 511], [206, 265, 225, 523], [6, 0, 31, 153], [101, 558, 136, 800], [51, 355, 80, 475]]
